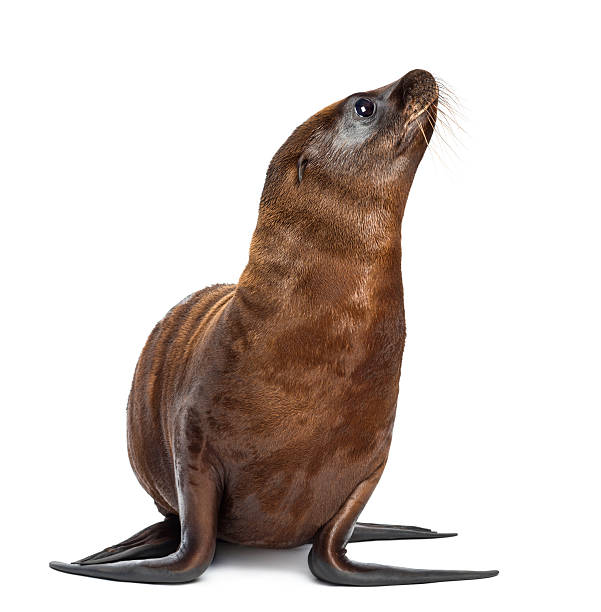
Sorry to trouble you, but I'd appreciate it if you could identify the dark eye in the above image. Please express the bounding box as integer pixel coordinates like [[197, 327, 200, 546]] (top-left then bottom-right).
[[354, 98, 375, 118]]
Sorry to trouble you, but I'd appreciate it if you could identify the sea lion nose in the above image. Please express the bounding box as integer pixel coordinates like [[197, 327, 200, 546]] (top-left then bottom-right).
[[390, 69, 437, 108], [402, 69, 436, 87]]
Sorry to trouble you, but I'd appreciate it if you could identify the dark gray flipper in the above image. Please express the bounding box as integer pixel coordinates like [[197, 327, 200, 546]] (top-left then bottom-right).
[[350, 522, 457, 543], [49, 414, 222, 583], [75, 516, 181, 565], [308, 552, 499, 586], [49, 474, 218, 584], [49, 556, 203, 584], [309, 465, 498, 587]]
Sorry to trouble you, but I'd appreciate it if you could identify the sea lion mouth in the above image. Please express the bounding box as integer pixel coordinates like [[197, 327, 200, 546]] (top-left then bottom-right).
[[405, 98, 438, 128], [395, 106, 436, 155], [402, 102, 437, 145]]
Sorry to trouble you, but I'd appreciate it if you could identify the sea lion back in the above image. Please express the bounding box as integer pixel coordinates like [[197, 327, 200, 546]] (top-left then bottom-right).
[[127, 283, 236, 513]]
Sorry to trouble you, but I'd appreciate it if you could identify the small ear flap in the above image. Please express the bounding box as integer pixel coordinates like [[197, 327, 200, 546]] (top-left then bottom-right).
[[297, 155, 308, 183]]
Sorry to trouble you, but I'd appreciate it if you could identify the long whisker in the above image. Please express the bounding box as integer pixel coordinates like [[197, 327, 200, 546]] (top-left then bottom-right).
[[431, 108, 466, 141], [436, 79, 464, 108], [435, 89, 465, 116], [434, 99, 466, 128], [431, 99, 458, 121], [429, 107, 457, 132], [419, 77, 466, 165], [419, 118, 447, 167], [418, 122, 430, 146], [427, 114, 460, 159]]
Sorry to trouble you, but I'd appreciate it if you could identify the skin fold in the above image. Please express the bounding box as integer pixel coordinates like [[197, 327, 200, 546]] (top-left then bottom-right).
[[50, 69, 498, 585]]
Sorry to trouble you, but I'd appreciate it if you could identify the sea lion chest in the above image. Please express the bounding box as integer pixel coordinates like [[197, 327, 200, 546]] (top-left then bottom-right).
[[207, 284, 406, 547]]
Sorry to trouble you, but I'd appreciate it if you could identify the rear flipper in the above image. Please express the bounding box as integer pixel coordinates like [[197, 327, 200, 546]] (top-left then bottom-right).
[[350, 522, 457, 543], [309, 466, 498, 586]]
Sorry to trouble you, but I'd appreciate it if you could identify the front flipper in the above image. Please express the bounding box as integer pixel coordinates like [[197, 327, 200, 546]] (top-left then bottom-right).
[[350, 522, 457, 543], [309, 465, 498, 586], [75, 515, 181, 565], [50, 416, 222, 583]]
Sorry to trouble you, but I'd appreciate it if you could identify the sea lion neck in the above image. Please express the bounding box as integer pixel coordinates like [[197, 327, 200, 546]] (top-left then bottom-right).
[[236, 181, 407, 317]]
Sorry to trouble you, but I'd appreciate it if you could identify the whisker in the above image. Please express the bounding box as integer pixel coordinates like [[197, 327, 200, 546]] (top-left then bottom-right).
[[428, 121, 460, 159], [428, 118, 459, 157], [436, 79, 464, 107], [431, 107, 467, 138], [419, 119, 447, 167], [435, 87, 465, 112], [419, 77, 467, 165], [435, 99, 466, 126], [428, 107, 458, 139], [431, 99, 457, 119], [418, 122, 430, 146]]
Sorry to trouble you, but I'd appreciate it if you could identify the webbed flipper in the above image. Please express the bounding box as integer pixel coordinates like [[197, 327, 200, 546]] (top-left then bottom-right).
[[50, 414, 222, 583], [350, 522, 457, 542], [75, 515, 181, 565]]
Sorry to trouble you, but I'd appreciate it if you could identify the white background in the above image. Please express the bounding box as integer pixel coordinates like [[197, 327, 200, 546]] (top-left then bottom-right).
[[1, 1, 599, 610]]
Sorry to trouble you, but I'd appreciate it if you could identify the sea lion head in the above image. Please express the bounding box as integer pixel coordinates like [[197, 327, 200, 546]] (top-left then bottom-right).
[[264, 69, 438, 210]]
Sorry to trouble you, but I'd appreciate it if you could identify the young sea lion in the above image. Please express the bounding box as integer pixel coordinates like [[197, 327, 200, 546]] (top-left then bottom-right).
[[50, 69, 498, 585]]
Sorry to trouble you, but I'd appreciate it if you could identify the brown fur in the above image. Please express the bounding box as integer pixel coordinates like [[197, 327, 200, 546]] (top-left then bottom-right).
[[125, 70, 438, 549]]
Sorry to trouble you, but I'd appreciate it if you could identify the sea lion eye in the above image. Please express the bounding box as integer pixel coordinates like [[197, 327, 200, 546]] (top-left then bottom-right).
[[354, 98, 375, 118]]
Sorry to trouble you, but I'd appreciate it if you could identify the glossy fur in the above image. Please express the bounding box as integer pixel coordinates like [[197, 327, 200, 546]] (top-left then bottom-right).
[[50, 70, 498, 585]]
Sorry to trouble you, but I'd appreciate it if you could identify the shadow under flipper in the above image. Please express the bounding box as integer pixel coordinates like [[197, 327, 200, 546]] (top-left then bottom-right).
[[212, 541, 311, 575]]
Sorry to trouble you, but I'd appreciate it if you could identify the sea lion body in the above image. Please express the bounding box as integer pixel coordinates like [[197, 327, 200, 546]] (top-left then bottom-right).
[[128, 243, 404, 547], [50, 69, 498, 585]]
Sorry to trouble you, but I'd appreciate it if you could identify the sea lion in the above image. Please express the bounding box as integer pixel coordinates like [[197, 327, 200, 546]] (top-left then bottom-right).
[[50, 69, 498, 585]]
